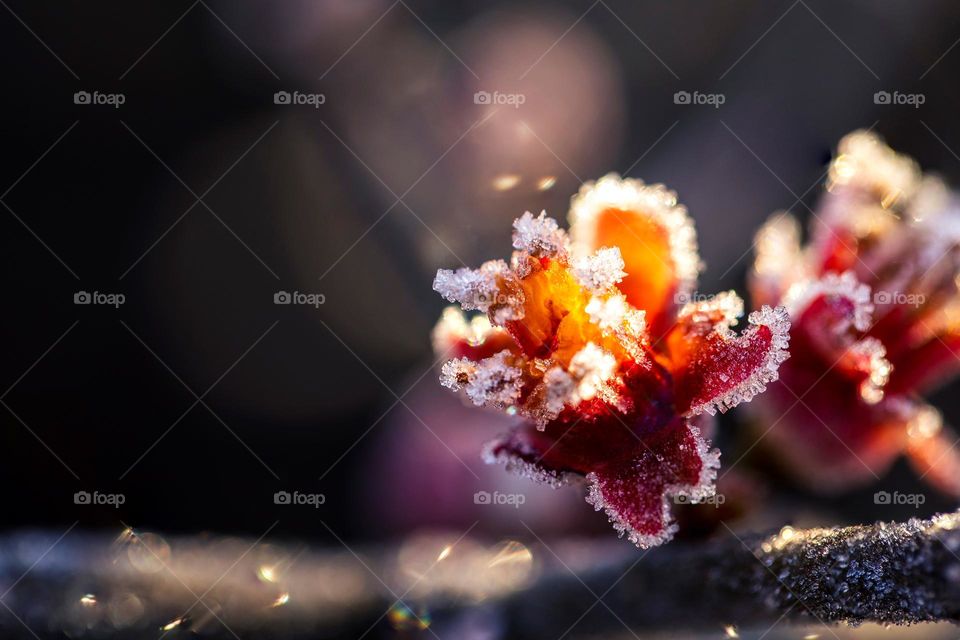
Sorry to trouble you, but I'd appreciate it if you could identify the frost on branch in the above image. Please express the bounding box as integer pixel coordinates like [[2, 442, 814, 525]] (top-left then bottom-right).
[[433, 182, 789, 547]]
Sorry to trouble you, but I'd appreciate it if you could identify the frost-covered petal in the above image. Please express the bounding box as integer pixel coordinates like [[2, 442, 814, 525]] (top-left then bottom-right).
[[813, 131, 921, 274], [669, 305, 791, 416], [569, 173, 700, 335], [783, 272, 892, 402], [585, 420, 719, 548]]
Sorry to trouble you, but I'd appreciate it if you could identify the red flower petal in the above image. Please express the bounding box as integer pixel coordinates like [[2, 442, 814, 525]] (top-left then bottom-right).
[[483, 361, 678, 479], [585, 419, 719, 548], [668, 304, 791, 416]]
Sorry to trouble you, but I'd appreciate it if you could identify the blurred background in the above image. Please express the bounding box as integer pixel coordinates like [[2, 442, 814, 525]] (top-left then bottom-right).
[[3, 0, 960, 637]]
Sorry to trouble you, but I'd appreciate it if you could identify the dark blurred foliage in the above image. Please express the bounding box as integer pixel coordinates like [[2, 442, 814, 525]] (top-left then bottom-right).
[[2, 0, 960, 545]]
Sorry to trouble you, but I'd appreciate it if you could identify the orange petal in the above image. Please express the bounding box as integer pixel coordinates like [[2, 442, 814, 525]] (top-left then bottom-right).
[[569, 174, 700, 336]]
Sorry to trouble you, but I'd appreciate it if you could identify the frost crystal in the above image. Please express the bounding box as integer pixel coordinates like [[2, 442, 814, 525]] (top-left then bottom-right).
[[441, 352, 522, 408], [542, 366, 576, 420], [433, 260, 511, 313], [481, 439, 578, 488], [512, 211, 569, 259], [568, 343, 617, 402], [677, 290, 744, 332], [784, 271, 873, 332], [847, 337, 891, 404], [572, 247, 626, 293]]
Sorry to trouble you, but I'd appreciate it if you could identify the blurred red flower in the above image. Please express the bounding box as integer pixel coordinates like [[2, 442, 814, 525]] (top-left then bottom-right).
[[749, 131, 960, 496]]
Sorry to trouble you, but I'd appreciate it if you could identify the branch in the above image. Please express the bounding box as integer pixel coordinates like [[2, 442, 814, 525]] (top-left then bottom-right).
[[500, 511, 960, 636], [2, 511, 960, 638]]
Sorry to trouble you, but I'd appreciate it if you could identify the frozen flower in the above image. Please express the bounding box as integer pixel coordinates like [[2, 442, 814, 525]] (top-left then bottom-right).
[[748, 130, 960, 495], [433, 175, 791, 548]]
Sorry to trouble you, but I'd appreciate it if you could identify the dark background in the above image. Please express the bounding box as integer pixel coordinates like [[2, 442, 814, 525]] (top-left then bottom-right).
[[2, 0, 960, 545]]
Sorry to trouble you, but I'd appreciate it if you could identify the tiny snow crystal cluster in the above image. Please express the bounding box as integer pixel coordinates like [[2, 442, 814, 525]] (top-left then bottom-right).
[[432, 174, 791, 548]]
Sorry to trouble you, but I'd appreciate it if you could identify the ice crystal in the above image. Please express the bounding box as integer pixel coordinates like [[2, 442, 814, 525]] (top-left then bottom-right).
[[512, 210, 569, 259], [572, 247, 626, 293], [433, 260, 514, 313]]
